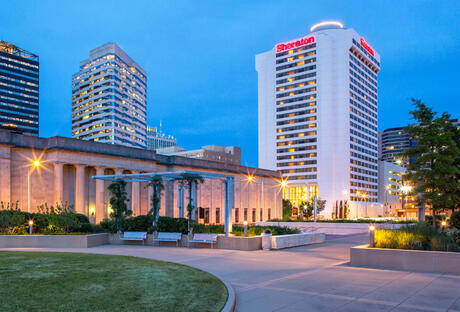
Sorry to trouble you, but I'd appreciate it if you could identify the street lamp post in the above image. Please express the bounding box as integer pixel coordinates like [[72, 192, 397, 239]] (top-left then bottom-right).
[[401, 185, 412, 220]]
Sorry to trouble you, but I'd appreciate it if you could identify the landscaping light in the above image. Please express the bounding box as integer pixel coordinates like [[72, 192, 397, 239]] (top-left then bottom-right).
[[89, 207, 95, 216], [28, 220, 33, 235], [441, 220, 447, 227], [369, 225, 375, 248], [243, 221, 248, 237]]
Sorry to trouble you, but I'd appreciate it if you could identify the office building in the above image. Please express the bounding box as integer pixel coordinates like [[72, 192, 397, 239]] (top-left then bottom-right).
[[257, 21, 380, 217], [158, 145, 241, 165], [146, 124, 177, 151], [377, 160, 405, 217], [0, 41, 39, 136], [72, 43, 147, 148], [379, 118, 460, 167]]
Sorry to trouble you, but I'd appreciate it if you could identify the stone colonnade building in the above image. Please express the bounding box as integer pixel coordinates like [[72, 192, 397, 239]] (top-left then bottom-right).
[[0, 130, 282, 224]]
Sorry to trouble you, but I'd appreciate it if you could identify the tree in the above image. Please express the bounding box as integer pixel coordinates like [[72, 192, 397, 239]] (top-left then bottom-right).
[[107, 179, 131, 234], [400, 99, 460, 228], [282, 199, 293, 220], [299, 198, 326, 220], [174, 173, 204, 234], [148, 175, 164, 232]]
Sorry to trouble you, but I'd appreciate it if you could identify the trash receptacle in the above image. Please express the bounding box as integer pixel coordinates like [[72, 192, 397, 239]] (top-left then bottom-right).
[[261, 230, 272, 250]]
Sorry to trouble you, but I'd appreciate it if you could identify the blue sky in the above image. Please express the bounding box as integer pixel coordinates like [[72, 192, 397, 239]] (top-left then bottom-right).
[[1, 0, 459, 167]]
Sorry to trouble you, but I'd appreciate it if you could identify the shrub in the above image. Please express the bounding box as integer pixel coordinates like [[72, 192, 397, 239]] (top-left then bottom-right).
[[450, 211, 460, 230], [0, 204, 97, 235], [374, 222, 459, 252]]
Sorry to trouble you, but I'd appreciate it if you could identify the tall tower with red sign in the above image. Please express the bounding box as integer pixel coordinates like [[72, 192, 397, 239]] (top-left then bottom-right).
[[256, 21, 380, 218]]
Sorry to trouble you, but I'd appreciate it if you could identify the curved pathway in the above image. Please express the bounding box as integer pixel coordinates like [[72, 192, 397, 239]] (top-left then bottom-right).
[[2, 234, 460, 312]]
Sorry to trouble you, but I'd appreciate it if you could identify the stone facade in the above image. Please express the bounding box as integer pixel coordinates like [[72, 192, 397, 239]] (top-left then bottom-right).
[[0, 130, 282, 224]]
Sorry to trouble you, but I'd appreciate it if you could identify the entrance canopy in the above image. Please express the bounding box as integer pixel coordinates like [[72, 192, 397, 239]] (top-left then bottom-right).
[[92, 170, 235, 235]]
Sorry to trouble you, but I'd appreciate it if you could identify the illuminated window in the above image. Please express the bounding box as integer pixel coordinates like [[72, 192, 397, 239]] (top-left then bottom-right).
[[287, 78, 294, 82], [298, 133, 304, 137], [297, 60, 305, 66], [298, 83, 305, 87], [308, 80, 315, 85], [279, 101, 284, 105], [288, 50, 294, 54], [278, 87, 285, 91], [289, 92, 294, 96], [287, 57, 294, 62], [279, 136, 285, 139], [288, 148, 295, 152]]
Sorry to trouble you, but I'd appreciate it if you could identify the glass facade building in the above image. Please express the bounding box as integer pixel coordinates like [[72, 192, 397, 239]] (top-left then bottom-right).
[[146, 125, 177, 151], [0, 41, 39, 136], [72, 43, 147, 148]]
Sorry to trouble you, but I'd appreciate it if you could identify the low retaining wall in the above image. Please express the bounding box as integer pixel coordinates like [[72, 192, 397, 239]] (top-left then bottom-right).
[[350, 245, 460, 275], [271, 232, 325, 249], [257, 221, 406, 235], [217, 235, 261, 251], [0, 233, 109, 248]]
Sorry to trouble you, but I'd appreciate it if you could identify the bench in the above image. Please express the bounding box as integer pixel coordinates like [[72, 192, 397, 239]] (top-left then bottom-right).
[[119, 232, 147, 245], [153, 232, 182, 247], [189, 233, 219, 249]]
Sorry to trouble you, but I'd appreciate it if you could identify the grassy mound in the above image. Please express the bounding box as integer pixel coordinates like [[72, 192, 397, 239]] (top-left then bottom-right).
[[0, 252, 227, 312]]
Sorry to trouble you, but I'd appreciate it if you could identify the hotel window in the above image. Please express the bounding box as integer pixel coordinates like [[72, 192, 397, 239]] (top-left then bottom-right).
[[252, 208, 256, 222], [216, 208, 220, 224], [244, 208, 248, 221], [234, 208, 239, 223]]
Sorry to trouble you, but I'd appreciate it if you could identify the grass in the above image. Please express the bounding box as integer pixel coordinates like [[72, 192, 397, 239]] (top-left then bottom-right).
[[374, 223, 460, 252], [0, 252, 227, 312]]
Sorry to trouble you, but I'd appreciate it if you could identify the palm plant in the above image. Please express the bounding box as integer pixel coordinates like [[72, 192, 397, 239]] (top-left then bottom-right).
[[108, 179, 131, 234], [174, 173, 204, 234], [148, 175, 164, 233]]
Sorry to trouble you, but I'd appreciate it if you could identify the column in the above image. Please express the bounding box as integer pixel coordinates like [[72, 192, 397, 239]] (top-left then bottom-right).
[[131, 171, 140, 216], [53, 163, 64, 205], [165, 180, 174, 217], [95, 167, 105, 223], [74, 165, 85, 214], [224, 177, 234, 236], [190, 181, 197, 220], [177, 184, 185, 218]]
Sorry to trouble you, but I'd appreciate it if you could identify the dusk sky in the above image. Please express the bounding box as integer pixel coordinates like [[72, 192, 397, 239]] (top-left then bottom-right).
[[1, 0, 458, 167]]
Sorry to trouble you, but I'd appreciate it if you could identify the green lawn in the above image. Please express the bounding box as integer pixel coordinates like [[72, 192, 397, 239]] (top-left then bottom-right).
[[0, 252, 227, 312]]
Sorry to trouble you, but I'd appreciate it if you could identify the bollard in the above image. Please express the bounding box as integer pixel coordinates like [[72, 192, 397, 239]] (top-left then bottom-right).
[[243, 221, 248, 237], [28, 220, 33, 235], [369, 224, 375, 248]]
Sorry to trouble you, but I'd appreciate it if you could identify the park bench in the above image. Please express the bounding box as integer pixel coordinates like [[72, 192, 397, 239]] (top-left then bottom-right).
[[189, 233, 219, 249], [120, 232, 147, 245], [153, 232, 183, 247]]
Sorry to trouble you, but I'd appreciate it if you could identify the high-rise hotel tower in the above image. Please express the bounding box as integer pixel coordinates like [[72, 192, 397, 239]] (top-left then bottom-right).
[[256, 22, 380, 217], [0, 41, 39, 136], [72, 43, 147, 148]]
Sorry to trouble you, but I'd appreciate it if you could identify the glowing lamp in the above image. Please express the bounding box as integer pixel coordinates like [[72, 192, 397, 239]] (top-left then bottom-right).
[[369, 225, 375, 231], [33, 160, 40, 167], [441, 221, 447, 227], [28, 220, 33, 226]]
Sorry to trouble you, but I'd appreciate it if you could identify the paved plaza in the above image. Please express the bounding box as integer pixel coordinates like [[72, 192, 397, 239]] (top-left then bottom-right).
[[2, 234, 460, 312]]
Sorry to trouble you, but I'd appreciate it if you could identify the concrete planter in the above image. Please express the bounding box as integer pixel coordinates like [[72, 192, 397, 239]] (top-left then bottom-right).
[[350, 245, 460, 275], [257, 221, 406, 235], [217, 235, 261, 251], [271, 232, 325, 249], [0, 233, 108, 248]]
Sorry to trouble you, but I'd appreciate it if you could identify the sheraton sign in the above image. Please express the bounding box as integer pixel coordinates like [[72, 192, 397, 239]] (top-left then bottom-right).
[[276, 36, 315, 52], [360, 38, 375, 56]]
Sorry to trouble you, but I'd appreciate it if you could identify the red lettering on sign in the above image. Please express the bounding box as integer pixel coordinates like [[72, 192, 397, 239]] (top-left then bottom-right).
[[276, 36, 315, 52], [360, 38, 375, 56]]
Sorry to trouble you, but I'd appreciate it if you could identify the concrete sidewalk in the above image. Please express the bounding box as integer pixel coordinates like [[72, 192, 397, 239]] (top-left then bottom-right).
[[2, 234, 460, 312]]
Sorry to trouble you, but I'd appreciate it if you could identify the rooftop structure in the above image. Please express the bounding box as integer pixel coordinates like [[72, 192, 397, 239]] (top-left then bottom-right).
[[157, 145, 242, 165]]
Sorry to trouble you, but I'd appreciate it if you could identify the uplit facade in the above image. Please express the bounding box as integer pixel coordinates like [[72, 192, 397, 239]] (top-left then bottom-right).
[[257, 22, 380, 217], [72, 43, 147, 148], [0, 41, 39, 136]]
